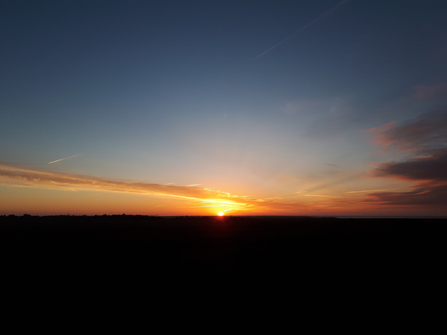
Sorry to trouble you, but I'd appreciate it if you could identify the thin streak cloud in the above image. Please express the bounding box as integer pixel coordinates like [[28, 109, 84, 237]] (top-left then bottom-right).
[[254, 0, 350, 59], [48, 154, 82, 164]]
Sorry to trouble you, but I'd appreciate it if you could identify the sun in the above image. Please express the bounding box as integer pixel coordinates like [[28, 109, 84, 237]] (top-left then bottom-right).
[[217, 211, 224, 216]]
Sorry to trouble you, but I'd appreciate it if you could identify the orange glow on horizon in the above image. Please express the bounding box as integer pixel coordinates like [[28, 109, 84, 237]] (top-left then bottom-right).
[[0, 163, 436, 217]]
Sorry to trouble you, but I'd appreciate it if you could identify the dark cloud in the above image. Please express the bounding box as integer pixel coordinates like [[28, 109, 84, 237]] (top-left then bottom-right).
[[367, 183, 447, 207], [374, 149, 447, 181], [369, 109, 447, 153], [368, 109, 447, 208]]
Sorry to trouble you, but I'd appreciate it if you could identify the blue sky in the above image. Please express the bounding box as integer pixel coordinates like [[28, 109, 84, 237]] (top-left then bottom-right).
[[1, 0, 447, 215]]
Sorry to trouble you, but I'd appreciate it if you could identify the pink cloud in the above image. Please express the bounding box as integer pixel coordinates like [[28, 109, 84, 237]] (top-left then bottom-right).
[[362, 121, 398, 134], [365, 110, 447, 153]]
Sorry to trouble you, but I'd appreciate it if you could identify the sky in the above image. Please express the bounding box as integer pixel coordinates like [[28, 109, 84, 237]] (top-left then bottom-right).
[[1, 0, 447, 216]]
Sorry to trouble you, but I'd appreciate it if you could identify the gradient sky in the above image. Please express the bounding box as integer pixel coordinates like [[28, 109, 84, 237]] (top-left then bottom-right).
[[1, 0, 447, 216]]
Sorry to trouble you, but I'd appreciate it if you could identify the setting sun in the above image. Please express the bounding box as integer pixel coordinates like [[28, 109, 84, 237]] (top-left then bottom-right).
[[218, 211, 224, 216]]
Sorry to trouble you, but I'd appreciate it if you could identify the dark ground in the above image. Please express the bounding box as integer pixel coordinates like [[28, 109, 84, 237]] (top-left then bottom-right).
[[1, 215, 446, 331]]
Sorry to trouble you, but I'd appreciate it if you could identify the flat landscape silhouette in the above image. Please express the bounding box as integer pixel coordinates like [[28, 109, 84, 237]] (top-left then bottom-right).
[[1, 215, 445, 331], [1, 217, 445, 286]]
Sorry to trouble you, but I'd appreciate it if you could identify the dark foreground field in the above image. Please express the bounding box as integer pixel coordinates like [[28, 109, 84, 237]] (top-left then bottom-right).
[[1, 215, 446, 330]]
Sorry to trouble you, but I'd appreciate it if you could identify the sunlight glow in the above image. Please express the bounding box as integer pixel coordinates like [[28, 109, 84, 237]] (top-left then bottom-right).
[[218, 211, 224, 216]]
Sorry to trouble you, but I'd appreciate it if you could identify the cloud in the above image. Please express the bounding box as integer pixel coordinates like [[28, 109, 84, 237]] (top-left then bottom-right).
[[367, 109, 447, 208], [0, 163, 317, 214], [48, 153, 82, 164], [254, 0, 350, 59], [0, 163, 246, 204], [413, 84, 447, 101], [373, 150, 447, 181], [304, 95, 361, 139], [347, 188, 401, 194], [282, 99, 329, 116], [367, 183, 447, 207], [304, 176, 357, 193], [365, 109, 447, 153]]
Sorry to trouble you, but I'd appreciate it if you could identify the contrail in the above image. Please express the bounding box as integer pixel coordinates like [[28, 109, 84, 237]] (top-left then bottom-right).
[[48, 153, 82, 164], [254, 0, 350, 59]]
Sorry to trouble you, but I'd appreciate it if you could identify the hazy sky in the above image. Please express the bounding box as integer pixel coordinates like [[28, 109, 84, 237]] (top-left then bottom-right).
[[1, 0, 447, 216]]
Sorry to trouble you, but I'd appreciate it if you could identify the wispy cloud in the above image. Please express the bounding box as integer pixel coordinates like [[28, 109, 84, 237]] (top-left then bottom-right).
[[0, 163, 242, 202], [413, 83, 447, 101], [347, 188, 400, 194], [0, 163, 323, 214], [304, 176, 357, 193], [366, 183, 447, 207], [254, 0, 350, 59], [48, 153, 82, 164], [364, 109, 447, 153], [304, 194, 339, 198]]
